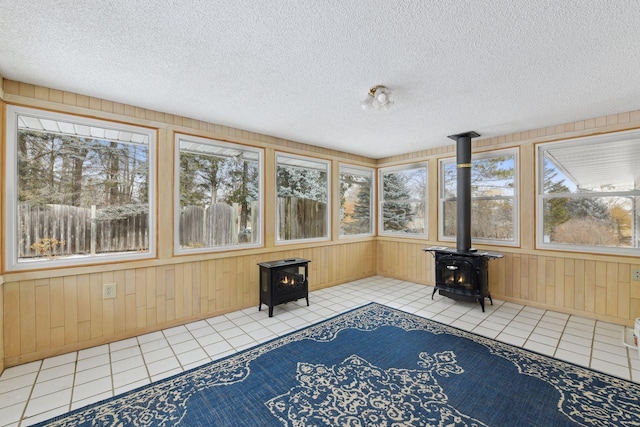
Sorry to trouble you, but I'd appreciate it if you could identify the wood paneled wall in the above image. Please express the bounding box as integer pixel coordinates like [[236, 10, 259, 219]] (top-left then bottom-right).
[[2, 243, 375, 366], [376, 107, 640, 327], [0, 79, 377, 369], [378, 242, 640, 326], [2, 78, 640, 372]]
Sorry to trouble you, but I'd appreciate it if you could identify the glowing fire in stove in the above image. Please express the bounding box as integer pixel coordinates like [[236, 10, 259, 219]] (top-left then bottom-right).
[[446, 274, 466, 285], [280, 275, 295, 285]]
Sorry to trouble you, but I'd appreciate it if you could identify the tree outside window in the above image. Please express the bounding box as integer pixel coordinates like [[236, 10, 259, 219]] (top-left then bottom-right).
[[538, 131, 640, 255], [379, 164, 427, 236], [440, 149, 517, 244], [6, 106, 155, 270], [339, 165, 374, 236], [276, 154, 329, 242], [176, 135, 262, 252]]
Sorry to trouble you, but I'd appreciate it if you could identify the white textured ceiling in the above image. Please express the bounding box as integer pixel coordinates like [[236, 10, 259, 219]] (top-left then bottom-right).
[[1, 0, 640, 159]]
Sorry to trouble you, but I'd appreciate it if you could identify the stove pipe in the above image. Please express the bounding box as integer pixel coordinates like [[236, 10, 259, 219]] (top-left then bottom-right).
[[447, 131, 480, 253]]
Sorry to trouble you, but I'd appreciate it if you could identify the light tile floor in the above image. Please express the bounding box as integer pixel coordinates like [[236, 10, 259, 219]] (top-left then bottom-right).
[[1, 276, 639, 426]]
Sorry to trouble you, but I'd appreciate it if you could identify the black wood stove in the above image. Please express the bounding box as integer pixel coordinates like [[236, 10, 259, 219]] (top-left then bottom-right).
[[424, 246, 502, 311], [258, 258, 310, 317], [424, 132, 503, 311]]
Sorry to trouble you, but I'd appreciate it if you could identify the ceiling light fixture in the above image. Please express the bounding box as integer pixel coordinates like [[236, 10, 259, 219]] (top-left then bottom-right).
[[360, 85, 394, 111]]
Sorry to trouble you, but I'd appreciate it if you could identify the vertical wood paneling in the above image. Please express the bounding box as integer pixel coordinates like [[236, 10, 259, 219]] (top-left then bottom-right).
[[146, 267, 158, 326], [574, 260, 585, 311], [4, 78, 640, 368], [90, 274, 103, 339], [519, 255, 528, 299], [35, 279, 51, 351], [135, 268, 147, 329], [206, 260, 216, 312], [19, 281, 36, 355], [3, 241, 379, 365], [584, 260, 596, 313], [76, 274, 91, 342], [113, 270, 126, 334], [544, 258, 555, 305], [564, 259, 575, 311], [618, 265, 630, 319], [555, 258, 565, 307], [536, 256, 546, 303], [606, 262, 618, 317], [595, 261, 607, 315], [156, 265, 167, 323], [63, 277, 78, 345], [166, 266, 176, 321], [50, 277, 65, 328], [181, 263, 193, 317], [125, 268, 137, 331], [76, 275, 91, 323]]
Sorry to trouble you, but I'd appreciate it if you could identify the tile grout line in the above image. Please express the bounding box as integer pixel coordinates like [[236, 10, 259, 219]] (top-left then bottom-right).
[[16, 360, 42, 427], [67, 355, 79, 418]]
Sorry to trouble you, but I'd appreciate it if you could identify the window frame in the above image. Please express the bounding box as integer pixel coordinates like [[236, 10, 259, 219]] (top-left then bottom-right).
[[5, 104, 157, 271], [275, 152, 331, 244], [174, 134, 264, 254], [536, 131, 640, 256], [338, 163, 375, 238], [378, 162, 428, 238], [438, 148, 519, 246]]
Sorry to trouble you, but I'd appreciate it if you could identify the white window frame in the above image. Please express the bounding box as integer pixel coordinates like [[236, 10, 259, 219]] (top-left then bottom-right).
[[536, 131, 640, 256], [174, 134, 264, 254], [438, 148, 519, 246], [378, 162, 428, 238], [275, 152, 331, 244], [338, 164, 375, 238], [5, 105, 157, 271]]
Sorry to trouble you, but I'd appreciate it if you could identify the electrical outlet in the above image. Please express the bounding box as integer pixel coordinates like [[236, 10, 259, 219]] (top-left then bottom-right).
[[633, 269, 640, 281], [103, 283, 116, 299]]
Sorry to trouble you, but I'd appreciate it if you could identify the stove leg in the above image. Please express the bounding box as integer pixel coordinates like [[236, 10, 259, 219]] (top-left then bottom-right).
[[269, 306, 274, 317], [488, 294, 493, 306], [305, 295, 309, 306], [479, 297, 485, 312], [431, 287, 437, 300]]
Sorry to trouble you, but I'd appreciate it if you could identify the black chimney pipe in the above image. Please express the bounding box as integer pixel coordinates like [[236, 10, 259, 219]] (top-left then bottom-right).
[[448, 131, 480, 253]]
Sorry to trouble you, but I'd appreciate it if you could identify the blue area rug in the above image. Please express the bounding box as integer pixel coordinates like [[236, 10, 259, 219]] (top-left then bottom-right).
[[37, 303, 640, 426]]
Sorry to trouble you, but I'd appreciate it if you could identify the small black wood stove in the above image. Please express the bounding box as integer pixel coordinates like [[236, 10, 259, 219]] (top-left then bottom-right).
[[424, 132, 503, 311], [424, 246, 502, 311], [258, 258, 310, 317]]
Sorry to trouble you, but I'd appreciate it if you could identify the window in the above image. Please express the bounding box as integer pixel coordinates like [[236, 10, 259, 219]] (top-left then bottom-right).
[[439, 149, 518, 244], [339, 164, 374, 237], [5, 105, 156, 270], [379, 163, 427, 236], [276, 153, 330, 242], [175, 135, 263, 253], [537, 130, 640, 255]]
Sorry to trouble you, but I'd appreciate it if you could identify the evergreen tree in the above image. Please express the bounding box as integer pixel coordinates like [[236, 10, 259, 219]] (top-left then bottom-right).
[[567, 197, 611, 222], [277, 166, 327, 202], [224, 157, 259, 241], [339, 173, 371, 234], [352, 178, 372, 233], [179, 152, 208, 207], [382, 172, 412, 231], [542, 159, 571, 235]]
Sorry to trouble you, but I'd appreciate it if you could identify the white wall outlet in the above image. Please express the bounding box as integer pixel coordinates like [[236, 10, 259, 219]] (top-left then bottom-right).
[[633, 269, 640, 281], [103, 283, 117, 299]]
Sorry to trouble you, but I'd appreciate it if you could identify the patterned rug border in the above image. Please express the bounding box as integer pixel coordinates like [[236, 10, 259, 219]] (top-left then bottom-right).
[[36, 303, 378, 425], [37, 302, 640, 426]]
